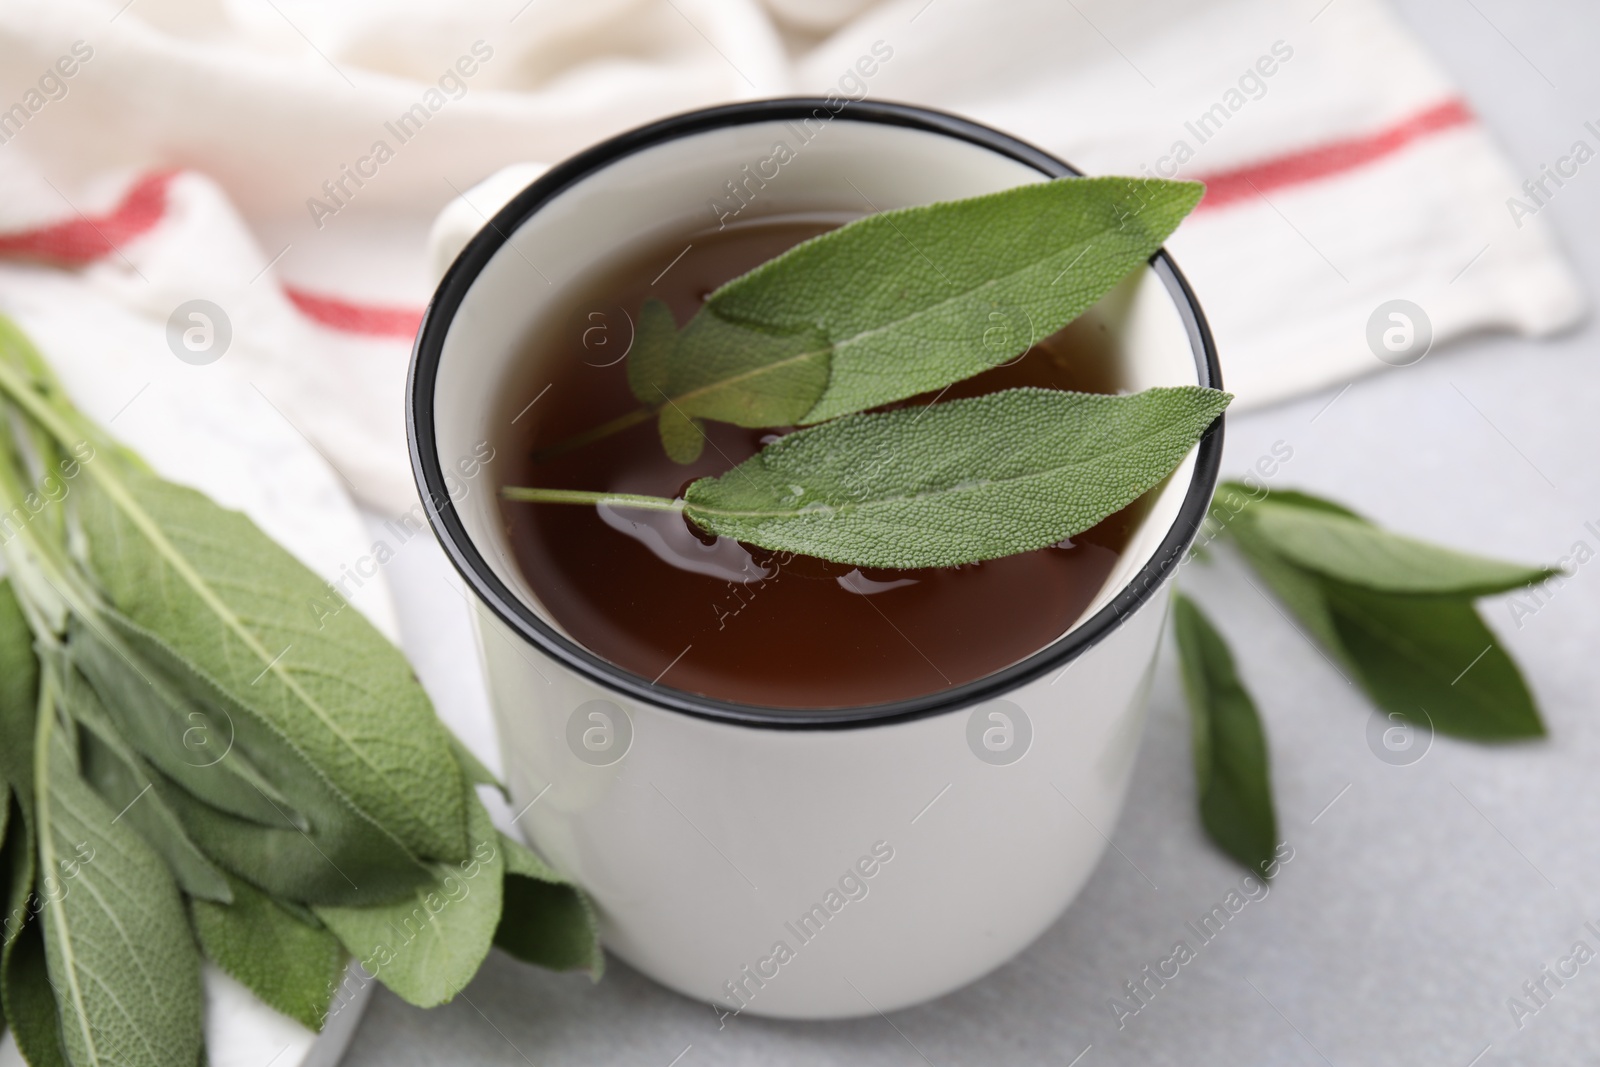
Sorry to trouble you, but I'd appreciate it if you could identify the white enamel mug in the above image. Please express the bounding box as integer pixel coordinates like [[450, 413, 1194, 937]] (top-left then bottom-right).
[[408, 100, 1222, 1019]]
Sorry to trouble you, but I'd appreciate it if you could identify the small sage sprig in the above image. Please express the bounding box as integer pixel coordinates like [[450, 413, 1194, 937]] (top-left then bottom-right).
[[1178, 483, 1558, 876]]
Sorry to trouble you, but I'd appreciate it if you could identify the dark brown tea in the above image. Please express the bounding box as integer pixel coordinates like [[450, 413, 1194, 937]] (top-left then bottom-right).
[[494, 216, 1152, 709]]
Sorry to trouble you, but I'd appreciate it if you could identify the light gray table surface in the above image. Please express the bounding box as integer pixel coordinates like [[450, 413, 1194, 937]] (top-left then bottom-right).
[[349, 1, 1600, 1062]]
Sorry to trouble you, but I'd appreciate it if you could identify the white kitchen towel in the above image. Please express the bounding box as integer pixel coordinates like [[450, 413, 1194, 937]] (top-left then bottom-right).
[[0, 0, 1585, 515]]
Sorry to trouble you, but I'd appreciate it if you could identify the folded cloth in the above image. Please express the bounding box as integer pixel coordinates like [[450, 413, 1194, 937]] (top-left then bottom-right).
[[0, 0, 1584, 518]]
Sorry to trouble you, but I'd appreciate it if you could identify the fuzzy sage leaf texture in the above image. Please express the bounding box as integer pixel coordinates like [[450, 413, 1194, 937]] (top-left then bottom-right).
[[495, 832, 604, 977], [0, 581, 36, 791], [558, 177, 1203, 462], [86, 611, 437, 908], [685, 386, 1229, 567], [1217, 482, 1549, 740], [508, 386, 1229, 569], [67, 667, 235, 904], [727, 178, 1205, 425], [631, 299, 832, 464], [314, 798, 505, 1009], [4, 911, 68, 1067], [0, 581, 61, 1067], [190, 873, 347, 1031], [36, 693, 204, 1067], [71, 464, 472, 865], [1173, 595, 1278, 877], [66, 613, 298, 830]]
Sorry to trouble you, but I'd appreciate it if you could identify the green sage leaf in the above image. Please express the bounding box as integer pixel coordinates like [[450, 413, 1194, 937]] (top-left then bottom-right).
[[190, 873, 347, 1032], [3, 790, 76, 1067], [1321, 579, 1544, 741], [0, 580, 59, 1064], [657, 400, 709, 465], [3, 791, 68, 1067], [626, 298, 675, 404], [633, 302, 830, 464], [149, 752, 432, 909], [620, 178, 1203, 460], [1173, 595, 1278, 877], [1222, 497, 1349, 664], [36, 691, 204, 1067], [59, 661, 233, 903], [0, 781, 8, 891], [314, 797, 504, 1008], [1219, 485, 1548, 741], [90, 610, 436, 907], [1248, 501, 1559, 596], [1217, 483, 1360, 520], [445, 733, 503, 795], [680, 386, 1228, 568], [648, 311, 831, 436], [73, 462, 469, 864], [0, 580, 39, 791], [494, 832, 602, 977], [713, 177, 1203, 424], [77, 740, 232, 905], [0, 316, 108, 465], [67, 615, 296, 828], [5, 902, 70, 1067]]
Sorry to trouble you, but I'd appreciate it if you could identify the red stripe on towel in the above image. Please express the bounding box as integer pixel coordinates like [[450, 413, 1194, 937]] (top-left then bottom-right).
[[0, 171, 179, 262], [282, 286, 424, 339], [1195, 99, 1475, 211]]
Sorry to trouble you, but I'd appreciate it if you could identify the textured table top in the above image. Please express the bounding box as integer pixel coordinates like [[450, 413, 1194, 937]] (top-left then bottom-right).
[[347, 1, 1600, 1063]]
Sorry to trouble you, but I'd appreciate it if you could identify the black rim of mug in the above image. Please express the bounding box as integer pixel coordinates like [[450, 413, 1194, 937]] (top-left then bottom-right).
[[407, 97, 1224, 730]]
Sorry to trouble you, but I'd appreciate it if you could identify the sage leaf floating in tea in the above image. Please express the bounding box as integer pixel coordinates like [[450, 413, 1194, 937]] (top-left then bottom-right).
[[509, 386, 1231, 569], [633, 300, 832, 464], [542, 177, 1205, 462], [682, 386, 1229, 567]]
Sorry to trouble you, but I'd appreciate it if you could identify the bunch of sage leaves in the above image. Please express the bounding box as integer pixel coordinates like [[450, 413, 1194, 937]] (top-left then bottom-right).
[[0, 318, 599, 1067]]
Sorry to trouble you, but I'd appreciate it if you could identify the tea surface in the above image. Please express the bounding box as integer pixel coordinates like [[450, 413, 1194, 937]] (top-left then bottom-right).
[[495, 217, 1152, 708]]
